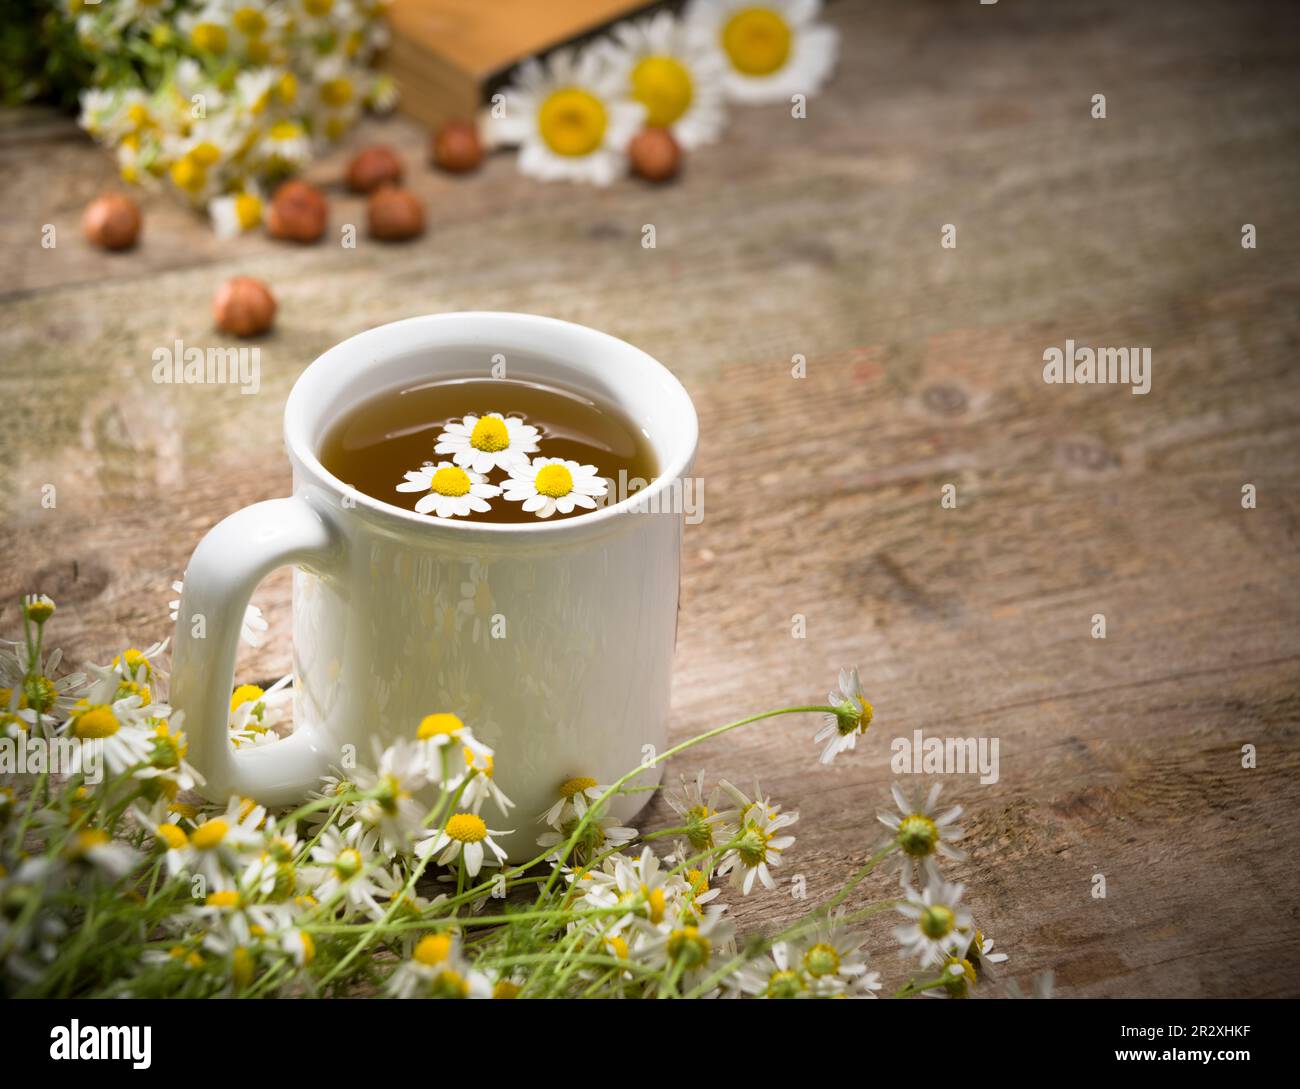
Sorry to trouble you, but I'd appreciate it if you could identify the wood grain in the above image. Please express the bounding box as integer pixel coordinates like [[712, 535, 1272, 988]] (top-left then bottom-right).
[[2, 0, 1299, 996]]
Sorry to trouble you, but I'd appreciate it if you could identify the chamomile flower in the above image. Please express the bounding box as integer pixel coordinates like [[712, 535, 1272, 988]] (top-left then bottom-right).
[[307, 825, 387, 916], [960, 923, 1010, 977], [797, 910, 878, 997], [64, 698, 156, 779], [458, 751, 515, 818], [387, 931, 491, 999], [604, 10, 728, 148], [350, 738, 430, 851], [684, 0, 839, 104], [228, 674, 292, 749], [540, 775, 609, 830], [188, 795, 268, 886], [664, 770, 736, 852], [416, 812, 510, 878], [64, 828, 141, 882], [210, 186, 266, 238], [396, 461, 501, 519], [415, 712, 494, 784], [170, 580, 268, 647], [715, 785, 797, 895], [732, 940, 810, 998], [643, 906, 734, 988], [434, 411, 541, 474], [894, 875, 972, 969], [536, 807, 636, 865], [877, 781, 966, 888], [0, 639, 86, 728], [815, 665, 873, 763], [592, 847, 687, 933], [488, 47, 644, 186], [501, 457, 608, 519]]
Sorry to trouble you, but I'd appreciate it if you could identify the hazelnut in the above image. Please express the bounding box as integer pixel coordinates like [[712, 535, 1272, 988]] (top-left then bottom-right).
[[82, 193, 142, 251], [266, 179, 328, 243], [431, 120, 483, 174], [346, 144, 404, 193], [213, 276, 277, 338], [628, 127, 680, 183], [367, 186, 425, 241]]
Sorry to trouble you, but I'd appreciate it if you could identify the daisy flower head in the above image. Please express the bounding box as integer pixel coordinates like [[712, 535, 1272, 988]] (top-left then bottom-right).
[[387, 930, 491, 999], [63, 828, 141, 883], [536, 805, 636, 865], [228, 674, 292, 749], [539, 775, 609, 830], [878, 781, 966, 888], [396, 461, 501, 519], [644, 906, 735, 988], [417, 812, 510, 878], [894, 874, 972, 969], [434, 412, 541, 475], [960, 923, 1009, 978], [209, 185, 265, 239], [487, 47, 644, 186], [415, 712, 494, 785], [602, 10, 727, 148], [306, 825, 387, 917], [187, 795, 268, 886], [664, 770, 736, 852], [815, 665, 873, 763], [501, 457, 608, 519], [732, 940, 810, 999], [64, 698, 156, 780], [797, 909, 879, 997], [684, 0, 839, 104], [715, 784, 797, 895], [350, 738, 431, 851]]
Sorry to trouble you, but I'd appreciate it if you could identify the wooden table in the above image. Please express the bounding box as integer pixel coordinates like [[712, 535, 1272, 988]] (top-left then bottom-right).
[[2, 0, 1297, 997]]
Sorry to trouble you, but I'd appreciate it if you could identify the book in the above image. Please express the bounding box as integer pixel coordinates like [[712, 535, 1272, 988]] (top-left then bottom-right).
[[385, 0, 657, 129]]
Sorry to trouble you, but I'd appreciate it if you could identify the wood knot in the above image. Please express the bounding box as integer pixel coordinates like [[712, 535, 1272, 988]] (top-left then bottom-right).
[[921, 383, 969, 417]]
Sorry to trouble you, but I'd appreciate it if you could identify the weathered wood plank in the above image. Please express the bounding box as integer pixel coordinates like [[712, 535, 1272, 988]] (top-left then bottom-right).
[[1, 0, 1298, 995]]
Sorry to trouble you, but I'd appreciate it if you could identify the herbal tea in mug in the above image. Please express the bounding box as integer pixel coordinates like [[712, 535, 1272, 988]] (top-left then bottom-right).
[[320, 376, 658, 523]]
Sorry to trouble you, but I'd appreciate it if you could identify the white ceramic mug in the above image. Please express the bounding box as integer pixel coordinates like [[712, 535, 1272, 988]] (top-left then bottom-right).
[[171, 312, 697, 858]]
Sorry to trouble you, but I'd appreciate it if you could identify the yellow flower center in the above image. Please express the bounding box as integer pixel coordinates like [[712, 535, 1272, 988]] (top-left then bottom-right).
[[71, 829, 110, 856], [156, 823, 188, 850], [643, 884, 666, 925], [445, 812, 488, 843], [920, 903, 956, 940], [538, 88, 608, 157], [303, 0, 334, 15], [232, 946, 254, 988], [469, 416, 510, 452], [73, 705, 120, 739], [430, 466, 472, 497], [320, 78, 353, 108], [418, 712, 464, 740], [414, 932, 452, 966], [230, 684, 265, 712], [493, 979, 521, 998], [277, 72, 298, 104], [606, 934, 629, 959], [631, 55, 694, 127], [113, 648, 150, 678], [206, 889, 241, 908], [188, 141, 221, 167], [897, 813, 939, 858], [803, 942, 841, 977], [666, 925, 711, 968], [534, 463, 574, 498], [169, 157, 207, 194], [334, 848, 363, 878], [559, 776, 597, 799], [234, 192, 263, 230], [721, 8, 792, 76], [191, 818, 229, 850], [190, 23, 228, 54], [233, 7, 267, 35], [270, 119, 303, 142]]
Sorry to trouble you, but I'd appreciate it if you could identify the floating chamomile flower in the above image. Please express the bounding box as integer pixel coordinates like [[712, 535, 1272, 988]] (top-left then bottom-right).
[[815, 665, 873, 763], [894, 875, 972, 969], [603, 11, 728, 148], [488, 47, 645, 186], [434, 412, 540, 474], [417, 812, 510, 878], [877, 781, 966, 888], [501, 457, 608, 519], [397, 461, 501, 519], [684, 0, 839, 104]]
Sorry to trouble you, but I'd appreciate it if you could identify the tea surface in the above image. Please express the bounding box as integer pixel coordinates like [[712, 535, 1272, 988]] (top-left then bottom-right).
[[320, 376, 657, 523]]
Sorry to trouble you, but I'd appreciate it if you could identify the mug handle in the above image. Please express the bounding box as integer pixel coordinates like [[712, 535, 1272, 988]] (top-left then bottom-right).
[[170, 496, 339, 807]]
